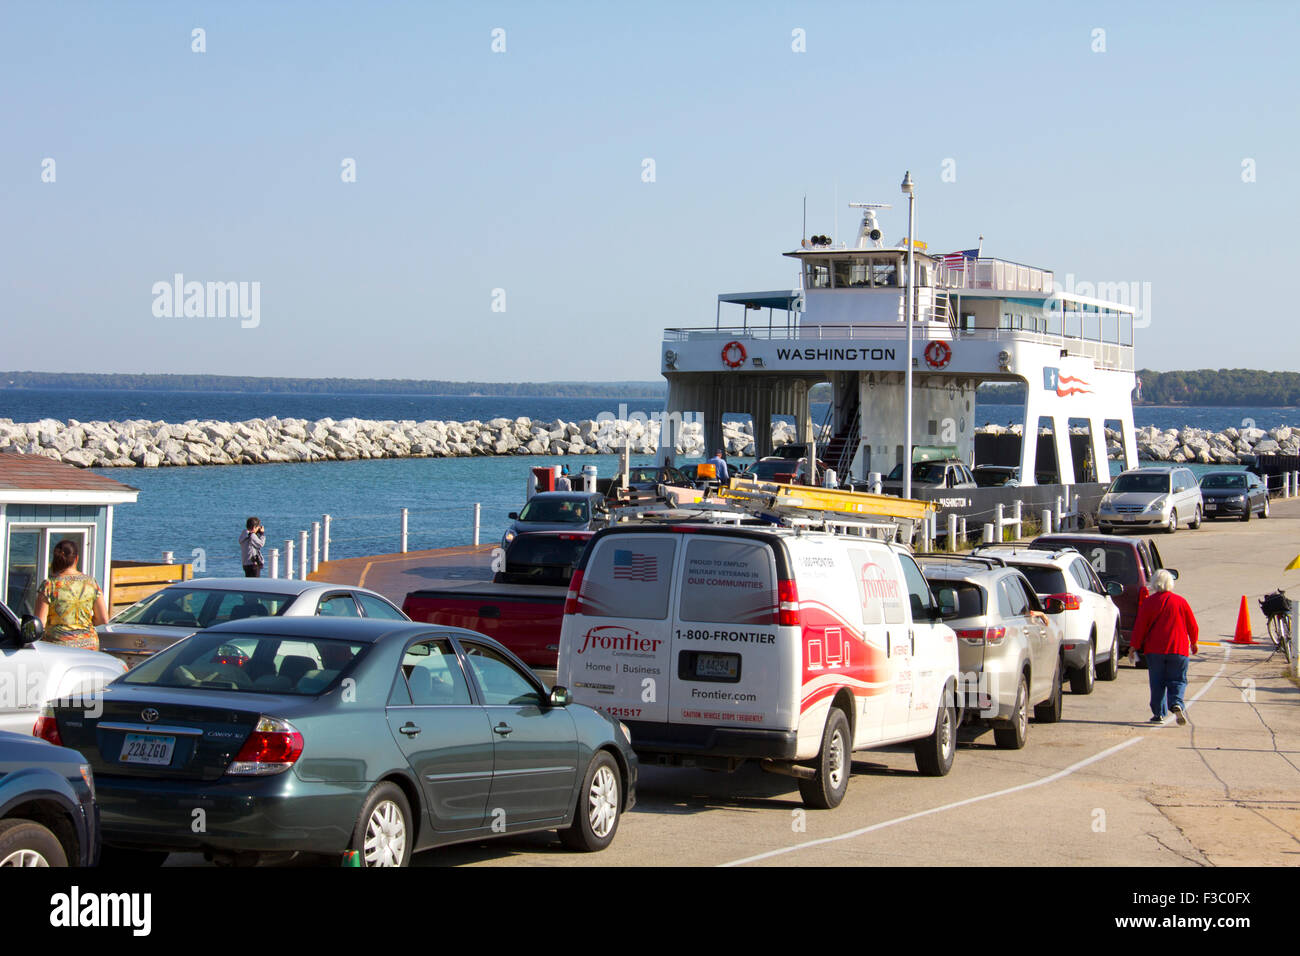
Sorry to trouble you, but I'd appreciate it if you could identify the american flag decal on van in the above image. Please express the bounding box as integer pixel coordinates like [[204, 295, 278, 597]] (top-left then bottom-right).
[[613, 549, 657, 581]]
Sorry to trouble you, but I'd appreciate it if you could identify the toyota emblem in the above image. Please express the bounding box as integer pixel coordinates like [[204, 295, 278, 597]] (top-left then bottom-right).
[[141, 708, 160, 723]]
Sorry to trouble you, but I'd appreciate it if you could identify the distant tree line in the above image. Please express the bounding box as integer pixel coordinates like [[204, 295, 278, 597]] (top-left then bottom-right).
[[1136, 369, 1300, 406], [0, 371, 666, 399]]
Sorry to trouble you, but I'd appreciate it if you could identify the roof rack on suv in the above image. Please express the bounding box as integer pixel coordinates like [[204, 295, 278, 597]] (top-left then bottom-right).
[[971, 543, 1074, 559], [913, 552, 1007, 569]]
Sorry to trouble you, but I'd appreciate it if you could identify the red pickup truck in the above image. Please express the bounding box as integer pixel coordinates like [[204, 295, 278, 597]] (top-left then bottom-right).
[[401, 531, 592, 669]]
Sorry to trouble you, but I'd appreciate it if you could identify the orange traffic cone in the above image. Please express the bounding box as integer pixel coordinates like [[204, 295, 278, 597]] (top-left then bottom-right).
[[1232, 596, 1255, 645]]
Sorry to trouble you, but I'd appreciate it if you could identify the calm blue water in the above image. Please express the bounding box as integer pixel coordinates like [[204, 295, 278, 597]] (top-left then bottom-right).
[[4, 387, 1292, 579]]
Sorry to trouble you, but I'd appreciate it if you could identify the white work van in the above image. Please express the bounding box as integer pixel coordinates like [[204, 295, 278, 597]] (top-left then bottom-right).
[[556, 524, 961, 808]]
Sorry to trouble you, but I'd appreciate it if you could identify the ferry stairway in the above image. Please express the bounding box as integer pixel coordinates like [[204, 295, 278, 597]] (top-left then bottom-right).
[[821, 408, 861, 485]]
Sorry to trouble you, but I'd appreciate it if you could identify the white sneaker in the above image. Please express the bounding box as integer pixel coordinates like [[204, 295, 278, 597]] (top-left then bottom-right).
[[1172, 705, 1187, 725]]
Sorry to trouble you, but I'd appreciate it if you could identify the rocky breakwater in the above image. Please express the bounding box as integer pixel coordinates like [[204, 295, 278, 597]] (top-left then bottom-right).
[[1133, 424, 1299, 464], [0, 416, 804, 468]]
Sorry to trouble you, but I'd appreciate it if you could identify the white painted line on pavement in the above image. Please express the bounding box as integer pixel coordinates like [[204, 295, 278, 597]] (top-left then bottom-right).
[[720, 646, 1234, 867]]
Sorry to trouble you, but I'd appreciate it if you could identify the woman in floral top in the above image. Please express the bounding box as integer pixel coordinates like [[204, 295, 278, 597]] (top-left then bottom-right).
[[33, 539, 109, 650]]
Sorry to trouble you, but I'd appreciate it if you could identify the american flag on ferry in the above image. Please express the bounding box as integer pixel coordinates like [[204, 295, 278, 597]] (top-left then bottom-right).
[[936, 249, 980, 269], [613, 549, 657, 582]]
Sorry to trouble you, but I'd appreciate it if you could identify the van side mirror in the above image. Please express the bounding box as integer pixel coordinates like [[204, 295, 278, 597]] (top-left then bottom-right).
[[508, 512, 519, 520], [1105, 581, 1123, 597], [549, 686, 572, 707]]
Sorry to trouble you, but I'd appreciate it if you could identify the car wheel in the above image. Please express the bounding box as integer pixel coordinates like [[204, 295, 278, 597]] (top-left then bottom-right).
[[1166, 509, 1178, 534], [1261, 496, 1270, 519], [1034, 658, 1063, 723], [559, 751, 622, 852], [0, 819, 67, 867], [1242, 501, 1251, 522], [351, 782, 412, 867], [913, 686, 957, 776], [1190, 506, 1202, 529], [1070, 638, 1096, 695], [993, 675, 1029, 750], [1098, 629, 1120, 682], [799, 707, 851, 808]]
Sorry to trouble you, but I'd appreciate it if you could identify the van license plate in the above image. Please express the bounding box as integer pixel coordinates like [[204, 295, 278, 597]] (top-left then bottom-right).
[[120, 734, 175, 766], [696, 653, 739, 680]]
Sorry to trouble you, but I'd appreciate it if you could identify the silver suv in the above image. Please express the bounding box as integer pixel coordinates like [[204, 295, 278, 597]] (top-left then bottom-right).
[[1097, 467, 1203, 534], [917, 555, 1067, 750]]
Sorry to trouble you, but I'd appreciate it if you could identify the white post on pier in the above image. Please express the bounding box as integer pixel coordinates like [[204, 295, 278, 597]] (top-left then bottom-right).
[[982, 523, 994, 544], [1054, 496, 1064, 533], [947, 514, 957, 553], [620, 442, 631, 491], [1042, 509, 1052, 538], [312, 522, 321, 573], [1012, 500, 1023, 539], [285, 540, 295, 580], [473, 502, 481, 547], [299, 530, 309, 580], [994, 503, 1005, 543], [162, 551, 174, 564], [269, 548, 280, 579], [958, 516, 967, 542], [322, 514, 331, 563], [400, 508, 409, 554]]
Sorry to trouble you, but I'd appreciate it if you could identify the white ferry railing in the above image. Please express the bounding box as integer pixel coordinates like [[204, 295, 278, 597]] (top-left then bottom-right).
[[936, 258, 1054, 294]]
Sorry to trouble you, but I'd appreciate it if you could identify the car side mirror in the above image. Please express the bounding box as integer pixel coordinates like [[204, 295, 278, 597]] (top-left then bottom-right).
[[508, 512, 519, 520], [1105, 581, 1123, 597], [19, 615, 42, 645], [1168, 569, 1179, 580], [549, 685, 572, 707], [1043, 597, 1067, 615]]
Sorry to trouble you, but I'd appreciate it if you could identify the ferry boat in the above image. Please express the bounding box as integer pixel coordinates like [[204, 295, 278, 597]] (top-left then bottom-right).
[[654, 198, 1138, 505]]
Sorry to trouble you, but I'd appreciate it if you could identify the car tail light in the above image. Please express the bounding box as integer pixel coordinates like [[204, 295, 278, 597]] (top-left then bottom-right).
[[956, 627, 1006, 645], [1047, 593, 1082, 611], [777, 578, 801, 628], [564, 569, 585, 616], [34, 708, 62, 747], [226, 716, 304, 776]]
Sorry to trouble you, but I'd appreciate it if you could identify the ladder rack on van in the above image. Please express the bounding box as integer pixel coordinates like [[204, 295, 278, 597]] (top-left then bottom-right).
[[720, 478, 934, 540]]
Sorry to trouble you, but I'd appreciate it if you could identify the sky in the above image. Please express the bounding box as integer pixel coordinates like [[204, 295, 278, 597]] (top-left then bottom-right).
[[2, 0, 1297, 382]]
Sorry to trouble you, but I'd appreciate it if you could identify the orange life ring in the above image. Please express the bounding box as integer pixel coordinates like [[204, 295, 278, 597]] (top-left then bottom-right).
[[924, 341, 952, 370], [721, 340, 747, 368]]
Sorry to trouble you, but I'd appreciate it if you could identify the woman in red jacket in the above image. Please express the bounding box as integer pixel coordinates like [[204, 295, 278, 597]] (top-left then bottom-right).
[[1129, 569, 1199, 724]]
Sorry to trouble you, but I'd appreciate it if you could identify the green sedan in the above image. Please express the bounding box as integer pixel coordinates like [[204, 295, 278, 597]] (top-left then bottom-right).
[[39, 617, 637, 867]]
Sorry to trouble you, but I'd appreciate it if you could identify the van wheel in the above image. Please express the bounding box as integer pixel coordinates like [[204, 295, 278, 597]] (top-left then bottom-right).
[[1166, 510, 1178, 533], [914, 688, 956, 776], [1070, 638, 1096, 695], [993, 676, 1029, 750], [798, 708, 851, 809], [1034, 659, 1063, 723]]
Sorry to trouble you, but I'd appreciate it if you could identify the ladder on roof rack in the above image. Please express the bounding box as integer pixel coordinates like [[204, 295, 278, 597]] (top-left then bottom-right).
[[721, 478, 934, 540]]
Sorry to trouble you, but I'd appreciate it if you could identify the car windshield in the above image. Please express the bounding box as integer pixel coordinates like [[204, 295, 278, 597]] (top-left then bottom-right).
[[628, 467, 662, 484], [111, 587, 297, 628], [913, 463, 946, 483], [518, 498, 589, 523], [120, 633, 366, 695], [1110, 473, 1170, 494], [1201, 473, 1245, 489]]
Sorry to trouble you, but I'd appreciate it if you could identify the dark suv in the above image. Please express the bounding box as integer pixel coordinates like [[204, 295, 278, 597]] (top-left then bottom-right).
[[0, 730, 100, 866], [1031, 533, 1176, 655]]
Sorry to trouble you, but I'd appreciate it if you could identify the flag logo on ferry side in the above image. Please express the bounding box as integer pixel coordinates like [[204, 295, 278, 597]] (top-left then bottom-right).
[[613, 550, 657, 581]]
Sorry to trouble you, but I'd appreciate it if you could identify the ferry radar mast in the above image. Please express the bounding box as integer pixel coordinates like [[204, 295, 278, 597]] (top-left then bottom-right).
[[848, 202, 891, 249]]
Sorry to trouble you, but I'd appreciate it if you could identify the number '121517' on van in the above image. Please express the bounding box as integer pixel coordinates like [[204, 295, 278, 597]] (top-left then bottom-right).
[[556, 524, 962, 808]]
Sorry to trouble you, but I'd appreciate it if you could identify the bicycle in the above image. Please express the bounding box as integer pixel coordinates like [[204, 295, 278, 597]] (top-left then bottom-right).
[[1259, 589, 1293, 664]]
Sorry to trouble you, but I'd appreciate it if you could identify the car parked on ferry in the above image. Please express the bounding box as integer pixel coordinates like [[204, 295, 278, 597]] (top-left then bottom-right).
[[1031, 533, 1175, 657], [96, 578, 409, 668], [916, 556, 1066, 750], [1096, 466, 1203, 534], [971, 545, 1122, 693], [39, 618, 636, 867], [1199, 471, 1270, 521]]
